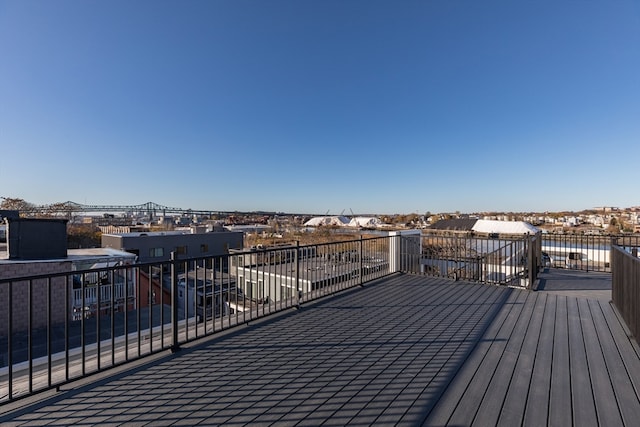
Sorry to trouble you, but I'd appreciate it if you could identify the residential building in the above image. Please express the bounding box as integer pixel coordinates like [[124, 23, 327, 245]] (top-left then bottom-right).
[[101, 227, 243, 264], [0, 217, 136, 331]]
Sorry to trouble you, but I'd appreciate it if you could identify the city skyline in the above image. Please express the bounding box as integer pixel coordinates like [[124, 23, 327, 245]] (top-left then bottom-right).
[[1, 1, 639, 214], [2, 196, 639, 218]]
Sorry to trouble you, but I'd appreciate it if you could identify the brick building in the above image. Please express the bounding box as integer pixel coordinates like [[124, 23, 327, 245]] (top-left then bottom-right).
[[0, 217, 134, 334]]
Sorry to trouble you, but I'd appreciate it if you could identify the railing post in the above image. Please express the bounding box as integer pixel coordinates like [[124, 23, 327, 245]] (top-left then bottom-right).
[[295, 241, 301, 308], [47, 277, 52, 387], [359, 235, 364, 286], [453, 234, 458, 281], [527, 233, 534, 290], [7, 280, 13, 401], [28, 279, 33, 394], [171, 251, 181, 353]]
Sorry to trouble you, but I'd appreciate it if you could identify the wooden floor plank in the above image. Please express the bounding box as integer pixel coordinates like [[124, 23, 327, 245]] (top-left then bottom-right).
[[425, 274, 640, 427], [445, 290, 529, 426], [567, 297, 598, 427], [600, 300, 640, 397], [372, 281, 494, 426], [589, 299, 640, 426], [424, 288, 519, 426], [472, 291, 538, 426], [398, 284, 508, 425], [498, 293, 547, 427], [522, 294, 556, 427], [578, 298, 623, 426], [548, 295, 572, 427]]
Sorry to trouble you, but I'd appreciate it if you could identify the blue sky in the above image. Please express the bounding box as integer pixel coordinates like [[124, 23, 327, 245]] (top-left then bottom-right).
[[1, 0, 639, 215]]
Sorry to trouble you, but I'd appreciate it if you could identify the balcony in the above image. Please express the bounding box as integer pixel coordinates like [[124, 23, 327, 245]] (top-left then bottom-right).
[[1, 232, 640, 425]]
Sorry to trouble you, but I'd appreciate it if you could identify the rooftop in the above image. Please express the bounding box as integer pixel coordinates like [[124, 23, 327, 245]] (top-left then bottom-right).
[[0, 247, 136, 266], [2, 270, 638, 426]]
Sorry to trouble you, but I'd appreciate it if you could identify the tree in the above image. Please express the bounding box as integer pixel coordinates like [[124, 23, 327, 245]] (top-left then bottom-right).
[[606, 217, 620, 234], [0, 197, 34, 214], [67, 224, 102, 249], [41, 202, 76, 218]]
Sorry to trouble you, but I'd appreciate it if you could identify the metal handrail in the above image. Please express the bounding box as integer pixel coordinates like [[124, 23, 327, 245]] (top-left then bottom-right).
[[0, 236, 394, 403]]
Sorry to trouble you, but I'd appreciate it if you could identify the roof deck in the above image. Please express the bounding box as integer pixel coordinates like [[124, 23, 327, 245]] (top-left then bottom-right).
[[2, 271, 639, 426]]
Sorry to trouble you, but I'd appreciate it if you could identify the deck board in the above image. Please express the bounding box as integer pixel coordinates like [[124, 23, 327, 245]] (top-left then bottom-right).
[[439, 291, 528, 426], [472, 291, 537, 426], [411, 287, 518, 426], [548, 295, 572, 427], [499, 292, 547, 426], [371, 277, 487, 426], [378, 284, 498, 426], [398, 284, 508, 426], [589, 299, 640, 425], [425, 279, 640, 427], [567, 296, 599, 427], [600, 300, 640, 396], [521, 294, 554, 427], [579, 298, 624, 427]]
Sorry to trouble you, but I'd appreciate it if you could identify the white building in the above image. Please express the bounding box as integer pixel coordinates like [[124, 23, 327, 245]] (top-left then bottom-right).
[[346, 217, 384, 228], [303, 216, 350, 227]]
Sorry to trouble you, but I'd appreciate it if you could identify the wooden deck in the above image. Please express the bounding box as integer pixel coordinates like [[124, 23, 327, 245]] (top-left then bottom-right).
[[426, 270, 640, 426], [1, 272, 640, 426]]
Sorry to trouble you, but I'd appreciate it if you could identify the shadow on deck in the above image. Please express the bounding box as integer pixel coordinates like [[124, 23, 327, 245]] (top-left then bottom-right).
[[1, 273, 639, 426]]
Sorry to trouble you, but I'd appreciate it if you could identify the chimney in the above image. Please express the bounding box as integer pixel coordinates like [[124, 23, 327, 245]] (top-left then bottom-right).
[[6, 218, 68, 260]]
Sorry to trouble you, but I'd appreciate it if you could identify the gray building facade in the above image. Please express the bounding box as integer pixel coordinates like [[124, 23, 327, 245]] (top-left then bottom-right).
[[101, 229, 244, 263]]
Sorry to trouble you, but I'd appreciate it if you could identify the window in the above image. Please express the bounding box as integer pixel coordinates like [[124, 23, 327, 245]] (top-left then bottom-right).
[[281, 284, 293, 299], [149, 247, 164, 258], [568, 252, 583, 261], [200, 244, 209, 253], [246, 280, 255, 299], [176, 246, 187, 255]]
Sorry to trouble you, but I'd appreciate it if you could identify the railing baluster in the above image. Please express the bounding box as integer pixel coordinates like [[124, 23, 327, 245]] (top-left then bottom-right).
[[47, 277, 52, 387], [110, 269, 115, 367], [136, 267, 141, 359], [65, 275, 69, 383], [96, 271, 101, 372], [81, 272, 86, 377], [124, 267, 129, 362], [170, 252, 180, 353], [28, 279, 32, 394], [8, 280, 13, 401], [159, 263, 164, 350]]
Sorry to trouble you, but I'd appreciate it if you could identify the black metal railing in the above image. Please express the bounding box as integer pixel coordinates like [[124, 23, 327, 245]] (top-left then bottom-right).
[[0, 236, 394, 403], [611, 245, 640, 340], [416, 231, 542, 288], [4, 230, 632, 404], [541, 233, 640, 272]]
